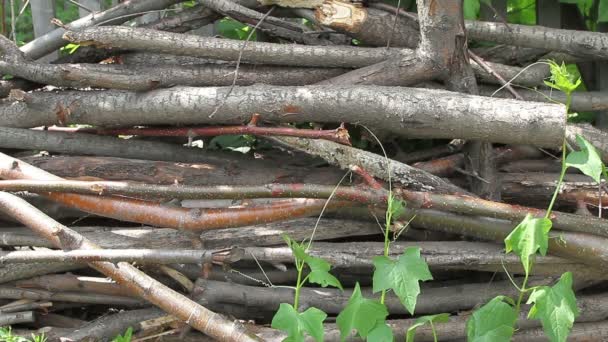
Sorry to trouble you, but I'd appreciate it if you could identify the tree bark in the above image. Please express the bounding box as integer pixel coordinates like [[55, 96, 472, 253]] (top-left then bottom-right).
[[4, 85, 567, 147]]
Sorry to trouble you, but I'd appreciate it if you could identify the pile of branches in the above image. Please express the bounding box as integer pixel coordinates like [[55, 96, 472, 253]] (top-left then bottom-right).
[[0, 0, 608, 341]]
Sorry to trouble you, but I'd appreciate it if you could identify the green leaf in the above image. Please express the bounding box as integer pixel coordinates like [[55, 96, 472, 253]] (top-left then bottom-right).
[[406, 313, 450, 342], [272, 303, 327, 342], [565, 134, 604, 183], [527, 272, 579, 342], [466, 296, 517, 342], [463, 0, 480, 19], [305, 255, 343, 290], [372, 247, 433, 315], [388, 193, 406, 220], [504, 214, 552, 275], [336, 283, 389, 341], [367, 321, 394, 342], [599, 0, 608, 22]]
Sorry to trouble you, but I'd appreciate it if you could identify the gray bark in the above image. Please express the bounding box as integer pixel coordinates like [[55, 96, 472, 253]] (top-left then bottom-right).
[[466, 20, 608, 60], [194, 278, 552, 315], [64, 26, 403, 68], [4, 85, 567, 147], [240, 241, 594, 277], [21, 0, 183, 60], [0, 127, 232, 163], [271, 136, 467, 193], [0, 59, 347, 90], [30, 0, 57, 62]]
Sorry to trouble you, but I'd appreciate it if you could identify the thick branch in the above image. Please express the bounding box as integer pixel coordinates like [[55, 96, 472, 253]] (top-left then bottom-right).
[[271, 136, 467, 193], [0, 192, 260, 341], [64, 26, 402, 68], [0, 127, 226, 163], [3, 85, 567, 147], [466, 20, 608, 60]]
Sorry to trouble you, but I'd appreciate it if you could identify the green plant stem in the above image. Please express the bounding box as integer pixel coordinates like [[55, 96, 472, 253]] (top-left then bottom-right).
[[516, 266, 531, 313], [546, 140, 568, 218], [431, 321, 438, 342], [380, 193, 394, 305], [294, 260, 304, 310]]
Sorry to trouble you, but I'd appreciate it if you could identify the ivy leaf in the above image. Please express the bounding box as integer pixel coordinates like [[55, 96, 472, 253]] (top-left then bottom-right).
[[463, 0, 480, 19], [367, 321, 394, 342], [527, 272, 579, 342], [271, 303, 327, 342], [336, 283, 389, 341], [565, 134, 604, 183], [466, 296, 517, 342], [372, 247, 433, 315], [406, 313, 450, 342], [305, 255, 343, 290], [504, 214, 552, 275]]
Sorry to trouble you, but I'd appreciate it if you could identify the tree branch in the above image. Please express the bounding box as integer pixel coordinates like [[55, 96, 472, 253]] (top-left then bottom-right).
[[0, 191, 260, 341]]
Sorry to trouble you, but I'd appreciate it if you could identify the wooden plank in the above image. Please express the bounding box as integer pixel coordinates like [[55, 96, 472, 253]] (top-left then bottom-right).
[[78, 0, 102, 18], [30, 0, 57, 61]]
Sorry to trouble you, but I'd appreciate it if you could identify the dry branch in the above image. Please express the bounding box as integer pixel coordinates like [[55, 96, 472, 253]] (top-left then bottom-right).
[[271, 136, 466, 193], [64, 26, 402, 68], [1, 86, 566, 147], [0, 126, 224, 163], [0, 153, 348, 231], [0, 191, 260, 341], [194, 277, 552, 316]]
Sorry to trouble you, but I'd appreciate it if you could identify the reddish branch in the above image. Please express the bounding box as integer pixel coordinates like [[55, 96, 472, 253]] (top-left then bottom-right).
[[0, 172, 603, 237], [0, 153, 353, 231], [43, 114, 352, 146], [0, 191, 260, 341]]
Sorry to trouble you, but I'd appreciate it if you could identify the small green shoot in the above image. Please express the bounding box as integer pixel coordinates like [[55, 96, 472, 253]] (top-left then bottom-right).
[[405, 313, 450, 342], [0, 327, 46, 342], [527, 272, 579, 342], [112, 327, 133, 342], [466, 296, 517, 342], [60, 43, 81, 54], [372, 247, 433, 315]]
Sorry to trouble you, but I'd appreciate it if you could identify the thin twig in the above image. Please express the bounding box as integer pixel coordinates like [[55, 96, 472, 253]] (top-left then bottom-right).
[[43, 114, 352, 146], [208, 6, 275, 118], [386, 0, 402, 48], [68, 0, 94, 13], [469, 49, 523, 100]]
